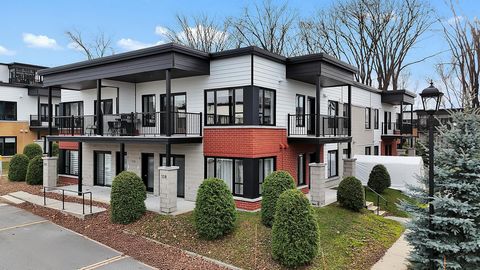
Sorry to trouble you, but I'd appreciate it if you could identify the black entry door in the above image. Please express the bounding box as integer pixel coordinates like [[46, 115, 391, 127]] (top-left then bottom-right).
[[307, 97, 316, 135], [160, 93, 187, 135], [160, 154, 185, 198], [141, 153, 154, 192]]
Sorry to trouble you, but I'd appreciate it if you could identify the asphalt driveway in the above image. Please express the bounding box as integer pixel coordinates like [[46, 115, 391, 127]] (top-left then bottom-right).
[[0, 203, 155, 270]]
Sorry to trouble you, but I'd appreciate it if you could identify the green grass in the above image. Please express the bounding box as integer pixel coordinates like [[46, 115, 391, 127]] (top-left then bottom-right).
[[129, 204, 404, 270], [366, 188, 416, 217]]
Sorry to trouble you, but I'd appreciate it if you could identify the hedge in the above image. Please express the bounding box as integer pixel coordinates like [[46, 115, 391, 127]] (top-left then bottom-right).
[[8, 154, 29, 182], [367, 164, 391, 193], [337, 176, 365, 212], [261, 171, 296, 227], [110, 171, 147, 224], [51, 142, 59, 157], [272, 189, 319, 267], [26, 156, 43, 185], [23, 143, 43, 160], [194, 178, 236, 240]]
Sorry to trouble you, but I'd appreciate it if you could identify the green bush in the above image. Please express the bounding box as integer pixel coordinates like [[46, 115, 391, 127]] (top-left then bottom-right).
[[23, 143, 43, 160], [26, 156, 43, 185], [337, 176, 365, 212], [8, 154, 29, 182], [272, 189, 319, 268], [51, 143, 59, 157], [261, 171, 296, 227], [367, 164, 391, 193], [194, 178, 236, 240], [110, 171, 146, 224]]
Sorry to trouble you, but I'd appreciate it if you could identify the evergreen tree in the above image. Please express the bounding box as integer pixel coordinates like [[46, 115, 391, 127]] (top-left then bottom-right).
[[403, 111, 480, 269]]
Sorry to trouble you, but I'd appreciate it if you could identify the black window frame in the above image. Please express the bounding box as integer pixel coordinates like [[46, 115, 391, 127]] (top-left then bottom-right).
[[205, 88, 244, 126], [374, 109, 379, 129], [142, 94, 156, 127], [115, 151, 127, 175], [365, 146, 371, 155], [204, 156, 245, 196], [40, 103, 49, 122], [258, 88, 276, 126], [59, 101, 84, 116], [59, 149, 79, 176], [365, 107, 371, 129], [0, 136, 16, 156], [94, 99, 114, 115], [295, 94, 305, 127], [327, 150, 338, 178], [328, 100, 339, 116], [0, 101, 17, 121], [374, 145, 379, 155], [297, 153, 306, 186], [258, 157, 276, 195]]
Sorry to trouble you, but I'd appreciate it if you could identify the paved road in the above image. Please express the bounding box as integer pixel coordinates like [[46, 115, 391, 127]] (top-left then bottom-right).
[[0, 203, 156, 270]]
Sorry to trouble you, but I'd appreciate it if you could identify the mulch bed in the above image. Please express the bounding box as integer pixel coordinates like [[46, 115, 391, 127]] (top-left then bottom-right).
[[0, 177, 226, 270]]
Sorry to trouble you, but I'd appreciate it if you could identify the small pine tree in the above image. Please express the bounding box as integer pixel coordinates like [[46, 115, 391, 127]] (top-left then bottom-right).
[[402, 111, 480, 269], [23, 143, 43, 160], [367, 164, 391, 193], [261, 171, 296, 227]]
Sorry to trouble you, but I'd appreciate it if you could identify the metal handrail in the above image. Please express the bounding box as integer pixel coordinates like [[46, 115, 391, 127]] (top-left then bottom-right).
[[364, 185, 388, 215], [43, 186, 92, 214]]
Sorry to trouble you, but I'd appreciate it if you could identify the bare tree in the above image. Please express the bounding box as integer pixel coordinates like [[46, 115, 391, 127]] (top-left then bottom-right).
[[437, 1, 480, 108], [66, 29, 114, 60], [230, 0, 298, 55], [164, 14, 232, 53], [299, 0, 435, 90]]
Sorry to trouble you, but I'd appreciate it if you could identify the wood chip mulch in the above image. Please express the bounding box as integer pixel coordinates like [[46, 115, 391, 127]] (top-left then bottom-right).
[[1, 178, 227, 270]]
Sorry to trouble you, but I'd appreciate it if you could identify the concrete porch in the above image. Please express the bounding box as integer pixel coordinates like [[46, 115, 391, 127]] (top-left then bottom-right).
[[52, 185, 195, 216]]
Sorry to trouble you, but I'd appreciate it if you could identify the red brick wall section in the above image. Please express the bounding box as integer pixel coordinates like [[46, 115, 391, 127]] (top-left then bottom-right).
[[235, 200, 261, 211], [380, 138, 399, 156], [59, 141, 79, 150], [204, 128, 323, 188], [58, 175, 78, 186]]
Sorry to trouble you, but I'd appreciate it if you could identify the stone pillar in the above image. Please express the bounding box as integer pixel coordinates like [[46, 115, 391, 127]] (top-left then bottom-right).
[[42, 156, 58, 187], [397, 149, 407, 156], [309, 163, 326, 207], [343, 158, 356, 178], [158, 166, 178, 214], [407, 148, 416, 156]]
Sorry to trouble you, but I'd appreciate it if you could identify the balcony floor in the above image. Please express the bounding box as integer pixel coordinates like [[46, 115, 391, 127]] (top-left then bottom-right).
[[47, 134, 202, 144], [287, 135, 351, 144]]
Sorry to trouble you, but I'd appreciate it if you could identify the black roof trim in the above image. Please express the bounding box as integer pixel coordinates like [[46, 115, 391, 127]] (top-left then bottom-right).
[[211, 46, 286, 63], [287, 53, 358, 73], [38, 43, 209, 76], [2, 62, 48, 69]]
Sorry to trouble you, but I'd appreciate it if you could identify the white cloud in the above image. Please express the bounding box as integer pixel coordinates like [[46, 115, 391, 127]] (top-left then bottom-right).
[[117, 38, 163, 51], [22, 33, 59, 49], [0, 45, 15, 56], [155, 26, 169, 36]]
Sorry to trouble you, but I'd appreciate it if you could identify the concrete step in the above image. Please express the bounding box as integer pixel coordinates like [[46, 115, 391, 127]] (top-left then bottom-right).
[[367, 205, 378, 212], [365, 201, 374, 207], [378, 210, 387, 216], [0, 194, 25, 204]]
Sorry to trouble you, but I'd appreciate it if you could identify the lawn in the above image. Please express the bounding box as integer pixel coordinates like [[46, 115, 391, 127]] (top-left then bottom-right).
[[129, 204, 404, 270], [365, 188, 416, 218]]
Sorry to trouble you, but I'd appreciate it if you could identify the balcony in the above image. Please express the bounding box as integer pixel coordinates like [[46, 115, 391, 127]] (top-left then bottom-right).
[[382, 122, 415, 136], [29, 115, 58, 129], [287, 114, 350, 143], [54, 111, 202, 138]]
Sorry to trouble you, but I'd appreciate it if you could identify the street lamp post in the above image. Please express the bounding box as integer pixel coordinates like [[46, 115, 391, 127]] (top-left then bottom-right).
[[419, 81, 443, 270]]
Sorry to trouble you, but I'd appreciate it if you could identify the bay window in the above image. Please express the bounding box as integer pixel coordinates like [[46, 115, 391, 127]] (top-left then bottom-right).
[[258, 157, 275, 195], [206, 157, 244, 196], [205, 88, 244, 125], [259, 88, 275, 125]]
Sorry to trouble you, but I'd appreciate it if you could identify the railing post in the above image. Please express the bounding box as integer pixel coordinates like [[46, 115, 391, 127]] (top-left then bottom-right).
[[71, 115, 75, 136], [90, 193, 92, 214], [62, 190, 65, 210], [130, 112, 134, 136], [287, 114, 290, 136], [43, 187, 46, 206], [199, 112, 203, 136], [377, 195, 380, 215], [334, 116, 337, 136], [82, 193, 85, 215]]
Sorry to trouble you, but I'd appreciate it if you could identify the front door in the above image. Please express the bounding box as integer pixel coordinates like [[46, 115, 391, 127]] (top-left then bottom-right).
[[307, 97, 316, 135], [160, 93, 187, 134], [141, 153, 154, 192], [94, 151, 113, 186], [160, 154, 185, 198]]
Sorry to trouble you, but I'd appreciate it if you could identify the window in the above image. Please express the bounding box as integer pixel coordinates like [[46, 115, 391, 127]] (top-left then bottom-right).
[[365, 107, 371, 129], [205, 88, 244, 125], [0, 101, 17, 120], [59, 149, 78, 176], [142, 95, 156, 127], [40, 104, 49, 122], [295, 95, 305, 127], [374, 109, 379, 129], [343, 103, 349, 128], [60, 101, 83, 116], [374, 146, 379, 155], [115, 152, 128, 175], [365, 146, 371, 155], [258, 157, 275, 195], [327, 150, 338, 178], [94, 99, 113, 115], [259, 88, 275, 125], [328, 101, 339, 116], [297, 154, 306, 186], [0, 137, 16, 156], [205, 157, 244, 196]]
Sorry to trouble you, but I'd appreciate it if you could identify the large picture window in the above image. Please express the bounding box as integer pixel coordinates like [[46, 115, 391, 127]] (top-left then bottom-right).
[[59, 149, 78, 176], [259, 88, 275, 125], [327, 150, 338, 178], [205, 88, 244, 125], [206, 157, 244, 196], [365, 107, 371, 129], [0, 137, 16, 156], [258, 157, 275, 195], [0, 101, 17, 120]]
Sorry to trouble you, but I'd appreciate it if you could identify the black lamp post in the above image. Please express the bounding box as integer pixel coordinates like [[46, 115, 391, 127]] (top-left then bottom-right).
[[419, 81, 443, 269]]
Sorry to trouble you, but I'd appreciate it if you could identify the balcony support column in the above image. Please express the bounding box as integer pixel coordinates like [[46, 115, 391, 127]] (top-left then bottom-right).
[[78, 142, 83, 195], [166, 69, 171, 137], [96, 79, 103, 136], [399, 100, 404, 149], [315, 75, 321, 137], [37, 93, 41, 124], [48, 87, 53, 157], [166, 143, 171, 166], [119, 143, 125, 172], [347, 84, 352, 158]]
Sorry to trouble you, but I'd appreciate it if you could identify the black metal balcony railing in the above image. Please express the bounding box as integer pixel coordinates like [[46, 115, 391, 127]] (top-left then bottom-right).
[[55, 111, 202, 137], [382, 122, 413, 135], [287, 114, 349, 137], [30, 115, 58, 127]]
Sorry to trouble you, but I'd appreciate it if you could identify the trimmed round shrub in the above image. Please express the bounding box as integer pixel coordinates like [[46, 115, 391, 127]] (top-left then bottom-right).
[[367, 164, 391, 193], [272, 189, 319, 268], [23, 143, 43, 160], [51, 142, 59, 157], [337, 176, 365, 212], [8, 154, 29, 182], [110, 171, 146, 224], [261, 171, 296, 227], [194, 178, 236, 240], [26, 156, 43, 185]]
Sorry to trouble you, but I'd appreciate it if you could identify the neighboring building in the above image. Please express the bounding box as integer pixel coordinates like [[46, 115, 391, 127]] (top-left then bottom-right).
[[415, 108, 461, 143], [0, 62, 61, 159], [38, 43, 415, 211]]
